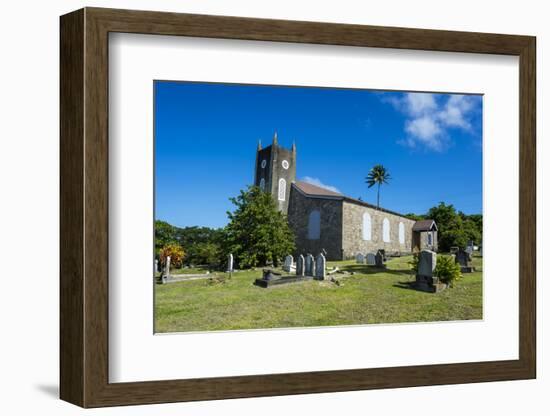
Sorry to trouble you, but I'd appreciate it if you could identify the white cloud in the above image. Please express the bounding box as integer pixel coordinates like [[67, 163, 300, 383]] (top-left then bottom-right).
[[405, 116, 444, 151], [300, 176, 340, 193], [384, 92, 480, 151], [437, 95, 476, 129], [405, 93, 438, 116]]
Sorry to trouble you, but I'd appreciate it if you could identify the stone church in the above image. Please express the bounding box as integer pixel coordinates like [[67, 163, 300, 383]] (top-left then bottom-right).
[[254, 133, 438, 260]]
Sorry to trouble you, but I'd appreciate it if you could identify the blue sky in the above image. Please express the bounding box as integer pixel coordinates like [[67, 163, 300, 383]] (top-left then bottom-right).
[[155, 81, 482, 229]]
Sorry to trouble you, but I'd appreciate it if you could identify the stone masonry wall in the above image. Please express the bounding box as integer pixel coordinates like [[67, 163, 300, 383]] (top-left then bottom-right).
[[287, 188, 343, 260], [419, 230, 438, 251], [342, 201, 416, 258]]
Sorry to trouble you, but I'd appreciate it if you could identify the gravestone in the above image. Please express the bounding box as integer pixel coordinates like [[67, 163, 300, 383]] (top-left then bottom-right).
[[455, 249, 474, 273], [154, 259, 159, 273], [305, 254, 315, 277], [283, 255, 294, 273], [262, 269, 281, 281], [356, 253, 366, 264], [160, 256, 171, 283], [315, 253, 326, 280], [164, 256, 171, 277], [417, 250, 436, 279], [366, 252, 376, 265], [375, 250, 385, 268], [226, 253, 234, 273], [296, 254, 305, 276], [414, 250, 446, 292]]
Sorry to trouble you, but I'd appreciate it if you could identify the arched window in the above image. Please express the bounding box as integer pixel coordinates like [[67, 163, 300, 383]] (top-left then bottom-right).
[[427, 233, 433, 246], [362, 212, 371, 241], [382, 218, 390, 242], [399, 222, 405, 244], [278, 178, 286, 201], [259, 178, 265, 191], [307, 210, 321, 240]]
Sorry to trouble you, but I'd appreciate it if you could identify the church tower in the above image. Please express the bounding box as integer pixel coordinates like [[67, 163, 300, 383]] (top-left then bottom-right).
[[254, 132, 297, 214]]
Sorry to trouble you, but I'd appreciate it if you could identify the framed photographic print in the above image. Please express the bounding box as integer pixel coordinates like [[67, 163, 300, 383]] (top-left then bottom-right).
[[60, 7, 536, 408]]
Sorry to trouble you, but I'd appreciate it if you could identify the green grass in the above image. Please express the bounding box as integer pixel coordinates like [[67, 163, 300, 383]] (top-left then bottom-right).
[[155, 255, 483, 333]]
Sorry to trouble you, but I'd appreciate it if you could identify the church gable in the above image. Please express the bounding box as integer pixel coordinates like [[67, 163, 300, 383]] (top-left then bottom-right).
[[287, 184, 344, 260]]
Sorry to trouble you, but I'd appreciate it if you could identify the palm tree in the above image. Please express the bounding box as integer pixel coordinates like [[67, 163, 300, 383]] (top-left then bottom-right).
[[365, 165, 391, 209]]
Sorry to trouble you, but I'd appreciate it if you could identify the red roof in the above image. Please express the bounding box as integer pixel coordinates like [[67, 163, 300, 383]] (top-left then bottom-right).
[[293, 181, 343, 198]]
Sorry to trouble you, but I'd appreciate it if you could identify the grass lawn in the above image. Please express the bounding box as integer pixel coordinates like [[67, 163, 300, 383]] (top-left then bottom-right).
[[155, 255, 483, 333]]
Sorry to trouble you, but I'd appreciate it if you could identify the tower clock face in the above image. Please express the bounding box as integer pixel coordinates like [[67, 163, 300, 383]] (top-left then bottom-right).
[[282, 160, 289, 170], [261, 160, 266, 169]]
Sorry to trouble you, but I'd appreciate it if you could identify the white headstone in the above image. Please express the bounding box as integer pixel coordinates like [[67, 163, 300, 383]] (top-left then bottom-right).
[[356, 253, 366, 264], [226, 253, 234, 272], [296, 255, 305, 276], [154, 259, 159, 273], [366, 252, 376, 265], [315, 254, 326, 280], [165, 255, 171, 277], [283, 255, 294, 272]]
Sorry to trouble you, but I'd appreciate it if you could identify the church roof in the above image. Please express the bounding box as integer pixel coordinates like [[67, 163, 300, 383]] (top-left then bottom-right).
[[293, 181, 343, 198], [412, 219, 438, 231], [292, 181, 414, 220]]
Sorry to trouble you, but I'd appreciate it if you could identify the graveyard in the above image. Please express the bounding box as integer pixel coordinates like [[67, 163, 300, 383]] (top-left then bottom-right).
[[154, 253, 483, 333]]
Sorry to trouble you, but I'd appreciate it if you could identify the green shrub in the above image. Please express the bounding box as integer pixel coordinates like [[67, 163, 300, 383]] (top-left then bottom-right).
[[434, 255, 462, 287], [408, 252, 420, 274]]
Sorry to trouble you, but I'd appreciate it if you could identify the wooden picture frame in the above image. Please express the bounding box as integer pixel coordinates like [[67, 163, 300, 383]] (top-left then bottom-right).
[[60, 7, 536, 408]]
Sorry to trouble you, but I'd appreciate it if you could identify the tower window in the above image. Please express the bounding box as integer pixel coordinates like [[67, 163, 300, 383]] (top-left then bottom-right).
[[383, 218, 391, 242], [362, 212, 371, 241], [282, 160, 289, 169], [259, 178, 265, 191], [278, 178, 286, 201], [307, 210, 321, 240], [261, 159, 266, 169]]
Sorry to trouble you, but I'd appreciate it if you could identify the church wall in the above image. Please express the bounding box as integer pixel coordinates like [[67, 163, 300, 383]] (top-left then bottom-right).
[[341, 201, 416, 258], [287, 188, 343, 260]]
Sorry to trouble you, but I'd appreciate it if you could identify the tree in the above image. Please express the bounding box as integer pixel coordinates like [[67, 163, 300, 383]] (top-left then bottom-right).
[[366, 164, 391, 209], [159, 243, 185, 269], [405, 213, 425, 222], [224, 186, 295, 269], [187, 241, 222, 267], [427, 202, 471, 251], [154, 220, 176, 255]]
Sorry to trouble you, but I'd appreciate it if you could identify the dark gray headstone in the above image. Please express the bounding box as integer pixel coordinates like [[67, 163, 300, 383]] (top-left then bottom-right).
[[315, 253, 326, 280], [366, 253, 376, 265], [455, 249, 470, 267], [375, 251, 385, 267], [305, 254, 315, 277]]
